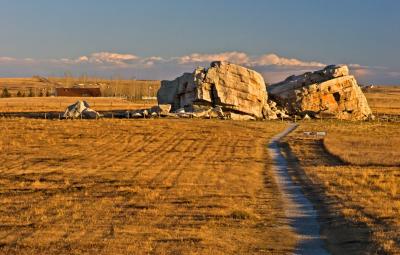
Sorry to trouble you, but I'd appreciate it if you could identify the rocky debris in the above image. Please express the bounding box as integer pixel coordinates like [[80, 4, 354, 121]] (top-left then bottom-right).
[[150, 104, 172, 116], [124, 104, 232, 120], [125, 109, 150, 118], [229, 113, 256, 121], [361, 84, 375, 92], [262, 100, 290, 120], [158, 61, 270, 119], [208, 106, 225, 119], [63, 100, 101, 119], [174, 106, 227, 119], [267, 65, 374, 120]]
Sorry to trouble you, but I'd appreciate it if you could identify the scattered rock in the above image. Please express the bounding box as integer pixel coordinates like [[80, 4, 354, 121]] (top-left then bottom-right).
[[267, 65, 374, 120], [63, 100, 101, 119], [193, 109, 211, 119], [209, 106, 225, 119], [229, 113, 256, 121], [150, 104, 172, 115], [175, 108, 186, 114], [132, 112, 143, 118]]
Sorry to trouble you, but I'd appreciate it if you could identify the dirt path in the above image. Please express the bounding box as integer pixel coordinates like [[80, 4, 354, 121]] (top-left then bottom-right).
[[268, 123, 330, 255], [282, 125, 396, 254]]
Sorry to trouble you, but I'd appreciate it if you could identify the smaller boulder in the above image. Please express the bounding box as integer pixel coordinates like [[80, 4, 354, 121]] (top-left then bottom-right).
[[193, 110, 211, 119], [175, 108, 185, 114], [209, 106, 225, 119], [229, 113, 256, 121], [150, 104, 172, 115], [63, 100, 100, 119]]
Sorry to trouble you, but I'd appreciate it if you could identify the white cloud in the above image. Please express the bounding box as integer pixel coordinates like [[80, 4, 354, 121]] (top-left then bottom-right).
[[77, 56, 89, 62], [140, 56, 165, 67], [70, 52, 139, 65], [0, 57, 16, 62], [251, 54, 325, 67], [1, 51, 395, 83], [177, 51, 250, 65], [175, 52, 325, 68]]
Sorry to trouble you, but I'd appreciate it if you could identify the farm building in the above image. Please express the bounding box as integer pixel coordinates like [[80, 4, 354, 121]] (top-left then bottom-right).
[[55, 88, 101, 97]]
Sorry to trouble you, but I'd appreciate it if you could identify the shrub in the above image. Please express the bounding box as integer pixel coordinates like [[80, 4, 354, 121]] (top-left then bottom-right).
[[1, 88, 11, 98], [28, 88, 34, 97]]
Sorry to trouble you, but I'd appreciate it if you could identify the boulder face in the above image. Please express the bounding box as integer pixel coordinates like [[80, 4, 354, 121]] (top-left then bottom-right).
[[158, 61, 269, 118], [267, 65, 373, 120]]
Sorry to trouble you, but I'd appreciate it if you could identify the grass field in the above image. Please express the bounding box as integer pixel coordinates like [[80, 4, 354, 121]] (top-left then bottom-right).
[[0, 97, 156, 113], [0, 80, 399, 254], [0, 76, 160, 99], [364, 86, 400, 116], [323, 122, 400, 166], [0, 119, 296, 254], [284, 121, 400, 254]]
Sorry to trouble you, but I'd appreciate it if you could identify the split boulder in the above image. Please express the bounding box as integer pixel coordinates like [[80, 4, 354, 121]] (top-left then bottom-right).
[[158, 61, 270, 119], [267, 65, 374, 120]]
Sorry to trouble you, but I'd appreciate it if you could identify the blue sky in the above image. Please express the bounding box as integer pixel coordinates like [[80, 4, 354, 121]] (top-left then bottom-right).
[[1, 0, 399, 84]]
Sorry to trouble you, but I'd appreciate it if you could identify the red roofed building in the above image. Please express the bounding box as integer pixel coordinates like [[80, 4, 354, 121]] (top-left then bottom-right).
[[55, 88, 101, 97]]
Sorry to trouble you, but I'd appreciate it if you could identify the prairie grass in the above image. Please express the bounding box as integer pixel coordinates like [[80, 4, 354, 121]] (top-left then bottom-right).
[[0, 119, 296, 254], [0, 97, 156, 113], [285, 120, 400, 254], [298, 121, 400, 166], [364, 86, 400, 116], [0, 77, 160, 100]]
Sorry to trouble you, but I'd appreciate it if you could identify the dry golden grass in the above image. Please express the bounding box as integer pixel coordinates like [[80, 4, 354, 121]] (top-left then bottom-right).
[[364, 86, 400, 116], [47, 77, 160, 99], [0, 77, 160, 99], [0, 77, 48, 88], [0, 119, 296, 254], [305, 165, 400, 254], [284, 120, 400, 254], [301, 121, 400, 166], [0, 97, 156, 113]]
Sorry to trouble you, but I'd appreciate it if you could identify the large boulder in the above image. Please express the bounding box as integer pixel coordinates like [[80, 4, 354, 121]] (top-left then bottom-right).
[[267, 65, 374, 120], [158, 61, 270, 119], [63, 100, 101, 119]]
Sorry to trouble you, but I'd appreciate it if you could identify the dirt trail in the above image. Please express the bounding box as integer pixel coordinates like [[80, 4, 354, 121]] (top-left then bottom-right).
[[268, 123, 330, 255], [282, 130, 385, 254]]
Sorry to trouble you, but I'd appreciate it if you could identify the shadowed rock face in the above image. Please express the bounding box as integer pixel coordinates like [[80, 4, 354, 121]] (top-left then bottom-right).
[[157, 61, 270, 118], [267, 65, 374, 120]]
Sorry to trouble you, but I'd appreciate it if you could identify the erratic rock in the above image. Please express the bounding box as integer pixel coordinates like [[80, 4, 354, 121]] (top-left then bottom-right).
[[158, 61, 270, 119], [63, 100, 101, 119], [267, 65, 373, 120]]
